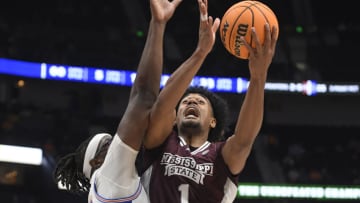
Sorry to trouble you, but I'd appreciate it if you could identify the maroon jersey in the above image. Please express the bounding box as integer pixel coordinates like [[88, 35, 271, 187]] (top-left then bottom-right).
[[141, 131, 239, 203]]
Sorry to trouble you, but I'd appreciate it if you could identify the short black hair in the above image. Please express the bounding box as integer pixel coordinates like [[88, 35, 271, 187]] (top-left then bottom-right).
[[177, 86, 229, 142], [53, 135, 94, 195]]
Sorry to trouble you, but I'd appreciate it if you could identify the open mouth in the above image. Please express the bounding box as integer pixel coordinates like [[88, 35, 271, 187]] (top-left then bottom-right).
[[184, 106, 200, 119]]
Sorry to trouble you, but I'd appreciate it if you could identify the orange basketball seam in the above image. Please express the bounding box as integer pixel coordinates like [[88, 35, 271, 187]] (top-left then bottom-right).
[[252, 4, 274, 25]]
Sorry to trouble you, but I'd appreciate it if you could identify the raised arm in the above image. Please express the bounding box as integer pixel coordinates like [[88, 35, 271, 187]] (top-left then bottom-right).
[[117, 0, 182, 150], [143, 0, 220, 149], [222, 23, 278, 175], [131, 0, 182, 99]]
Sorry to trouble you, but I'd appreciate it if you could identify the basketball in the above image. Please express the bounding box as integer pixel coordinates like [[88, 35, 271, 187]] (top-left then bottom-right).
[[219, 0, 279, 59]]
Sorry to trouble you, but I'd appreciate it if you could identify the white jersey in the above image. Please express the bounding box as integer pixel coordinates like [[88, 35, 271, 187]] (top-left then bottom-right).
[[88, 135, 150, 203]]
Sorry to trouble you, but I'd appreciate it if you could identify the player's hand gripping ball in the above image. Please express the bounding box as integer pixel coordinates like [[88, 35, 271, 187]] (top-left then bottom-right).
[[219, 0, 279, 59]]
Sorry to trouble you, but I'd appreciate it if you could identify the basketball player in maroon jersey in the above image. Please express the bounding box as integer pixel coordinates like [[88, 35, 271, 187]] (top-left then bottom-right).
[[140, 1, 279, 202]]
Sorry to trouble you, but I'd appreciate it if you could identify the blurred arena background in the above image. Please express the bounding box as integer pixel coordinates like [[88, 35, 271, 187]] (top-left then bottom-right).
[[0, 0, 359, 202]]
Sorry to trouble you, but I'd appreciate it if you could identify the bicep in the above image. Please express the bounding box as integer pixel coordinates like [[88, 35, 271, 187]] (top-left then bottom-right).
[[222, 135, 253, 175], [117, 101, 152, 149], [143, 106, 176, 149]]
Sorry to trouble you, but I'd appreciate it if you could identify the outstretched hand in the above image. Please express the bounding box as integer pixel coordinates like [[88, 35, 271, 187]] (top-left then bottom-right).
[[196, 0, 220, 55], [150, 0, 183, 23], [241, 23, 278, 80]]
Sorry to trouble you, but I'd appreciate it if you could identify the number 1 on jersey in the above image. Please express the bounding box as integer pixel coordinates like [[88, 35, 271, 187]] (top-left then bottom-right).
[[178, 184, 189, 203]]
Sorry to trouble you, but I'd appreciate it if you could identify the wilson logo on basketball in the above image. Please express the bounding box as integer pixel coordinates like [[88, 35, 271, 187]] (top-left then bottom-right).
[[234, 23, 248, 57]]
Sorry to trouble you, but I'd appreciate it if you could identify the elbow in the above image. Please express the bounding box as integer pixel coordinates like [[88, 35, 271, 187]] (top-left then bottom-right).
[[132, 75, 159, 107], [131, 85, 158, 109]]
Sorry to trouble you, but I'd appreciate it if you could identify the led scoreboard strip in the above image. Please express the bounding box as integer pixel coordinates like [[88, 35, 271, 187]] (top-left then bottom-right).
[[1, 58, 359, 96]]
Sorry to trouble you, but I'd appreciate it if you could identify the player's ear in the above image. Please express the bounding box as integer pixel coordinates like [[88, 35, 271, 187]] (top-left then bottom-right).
[[210, 117, 216, 129]]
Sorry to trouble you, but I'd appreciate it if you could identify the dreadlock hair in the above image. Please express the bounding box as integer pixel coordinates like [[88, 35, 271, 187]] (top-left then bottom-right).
[[53, 135, 95, 195], [176, 86, 229, 142]]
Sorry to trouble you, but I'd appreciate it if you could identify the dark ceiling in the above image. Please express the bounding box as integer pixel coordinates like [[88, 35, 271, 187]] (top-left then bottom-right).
[[0, 0, 359, 82]]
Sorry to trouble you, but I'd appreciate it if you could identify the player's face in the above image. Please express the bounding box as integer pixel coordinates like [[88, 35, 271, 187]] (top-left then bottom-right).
[[177, 93, 215, 133], [89, 137, 112, 172]]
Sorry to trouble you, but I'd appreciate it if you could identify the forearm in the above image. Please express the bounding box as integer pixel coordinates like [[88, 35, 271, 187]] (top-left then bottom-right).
[[222, 76, 267, 175], [144, 49, 208, 148], [234, 77, 266, 145], [134, 19, 166, 95], [159, 48, 208, 108]]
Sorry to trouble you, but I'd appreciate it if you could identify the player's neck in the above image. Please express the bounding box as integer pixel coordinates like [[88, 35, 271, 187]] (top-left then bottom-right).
[[179, 133, 208, 148]]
